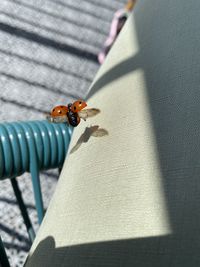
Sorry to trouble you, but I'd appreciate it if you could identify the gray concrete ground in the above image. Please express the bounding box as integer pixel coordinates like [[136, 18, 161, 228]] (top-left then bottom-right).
[[0, 0, 126, 266]]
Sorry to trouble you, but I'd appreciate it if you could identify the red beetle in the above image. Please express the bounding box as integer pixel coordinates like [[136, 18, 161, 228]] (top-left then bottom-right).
[[50, 105, 68, 117], [47, 100, 100, 127]]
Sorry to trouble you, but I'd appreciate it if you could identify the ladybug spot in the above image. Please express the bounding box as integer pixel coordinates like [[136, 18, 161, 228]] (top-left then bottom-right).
[[74, 106, 76, 110], [58, 110, 62, 114], [79, 101, 82, 104], [53, 108, 55, 112], [61, 106, 65, 108]]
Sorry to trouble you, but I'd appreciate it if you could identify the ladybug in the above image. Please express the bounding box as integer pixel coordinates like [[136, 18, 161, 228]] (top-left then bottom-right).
[[50, 105, 68, 117], [47, 99, 100, 127]]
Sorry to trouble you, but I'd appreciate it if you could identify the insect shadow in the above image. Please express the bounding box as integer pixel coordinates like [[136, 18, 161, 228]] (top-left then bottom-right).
[[70, 125, 108, 154]]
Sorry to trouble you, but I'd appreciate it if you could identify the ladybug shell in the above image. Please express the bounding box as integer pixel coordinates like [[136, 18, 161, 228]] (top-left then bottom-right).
[[71, 100, 87, 113], [50, 105, 68, 117]]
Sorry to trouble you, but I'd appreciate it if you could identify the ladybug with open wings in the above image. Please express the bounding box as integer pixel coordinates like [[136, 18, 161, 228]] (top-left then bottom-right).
[[47, 100, 100, 127]]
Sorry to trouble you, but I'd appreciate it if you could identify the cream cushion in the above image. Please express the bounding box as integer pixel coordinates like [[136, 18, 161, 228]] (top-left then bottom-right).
[[25, 0, 200, 266]]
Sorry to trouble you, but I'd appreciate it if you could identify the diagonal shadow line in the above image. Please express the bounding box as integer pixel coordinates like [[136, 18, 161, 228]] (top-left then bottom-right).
[[0, 22, 98, 63], [0, 11, 103, 48], [0, 197, 36, 210], [87, 53, 141, 99], [0, 97, 49, 114], [8, 0, 107, 35], [3, 241, 30, 252], [83, 0, 118, 12], [0, 48, 92, 83], [0, 71, 81, 100], [0, 223, 30, 244], [47, 0, 111, 23]]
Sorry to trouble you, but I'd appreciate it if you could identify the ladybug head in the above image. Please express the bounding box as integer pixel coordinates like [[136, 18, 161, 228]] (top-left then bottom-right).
[[71, 100, 87, 113]]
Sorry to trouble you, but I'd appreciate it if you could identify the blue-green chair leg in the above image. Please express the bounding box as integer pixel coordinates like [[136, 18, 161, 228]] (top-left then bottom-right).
[[0, 235, 10, 267], [30, 163, 44, 225], [22, 123, 44, 225], [10, 178, 35, 243]]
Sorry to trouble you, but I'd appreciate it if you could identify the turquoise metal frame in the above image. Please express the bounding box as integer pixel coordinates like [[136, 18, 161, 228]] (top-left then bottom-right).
[[0, 120, 72, 264]]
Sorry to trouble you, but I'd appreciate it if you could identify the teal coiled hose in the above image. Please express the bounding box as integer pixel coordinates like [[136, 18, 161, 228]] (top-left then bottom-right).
[[0, 120, 72, 225]]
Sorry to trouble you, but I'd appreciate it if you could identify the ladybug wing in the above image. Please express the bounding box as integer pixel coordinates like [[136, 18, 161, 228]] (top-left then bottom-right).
[[46, 114, 69, 123], [78, 108, 100, 121]]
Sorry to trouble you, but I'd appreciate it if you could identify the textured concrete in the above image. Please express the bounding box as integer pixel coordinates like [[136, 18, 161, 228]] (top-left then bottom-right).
[[0, 0, 126, 266]]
